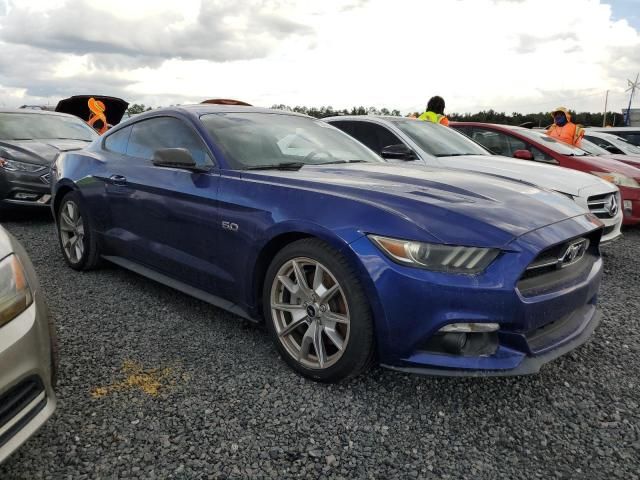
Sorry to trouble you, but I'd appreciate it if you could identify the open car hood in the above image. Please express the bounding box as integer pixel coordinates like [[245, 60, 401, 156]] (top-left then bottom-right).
[[55, 95, 129, 126]]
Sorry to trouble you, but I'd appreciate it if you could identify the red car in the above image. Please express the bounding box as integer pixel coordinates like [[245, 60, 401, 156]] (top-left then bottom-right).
[[450, 122, 640, 225]]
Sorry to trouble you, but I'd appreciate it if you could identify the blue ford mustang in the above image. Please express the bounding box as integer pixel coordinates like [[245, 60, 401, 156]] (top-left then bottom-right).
[[51, 105, 603, 382]]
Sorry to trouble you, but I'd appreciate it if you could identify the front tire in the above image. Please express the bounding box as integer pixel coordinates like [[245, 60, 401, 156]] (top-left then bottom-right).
[[56, 191, 101, 271], [263, 238, 375, 382]]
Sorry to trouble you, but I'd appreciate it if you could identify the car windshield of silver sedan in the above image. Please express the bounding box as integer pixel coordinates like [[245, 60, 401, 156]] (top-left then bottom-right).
[[0, 113, 98, 141], [513, 128, 588, 156], [601, 134, 640, 154], [200, 112, 383, 169], [390, 119, 490, 157]]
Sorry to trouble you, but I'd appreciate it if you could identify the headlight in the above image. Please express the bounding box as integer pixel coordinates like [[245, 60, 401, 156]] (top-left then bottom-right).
[[0, 254, 33, 328], [369, 235, 500, 274], [592, 172, 640, 188], [0, 157, 46, 173]]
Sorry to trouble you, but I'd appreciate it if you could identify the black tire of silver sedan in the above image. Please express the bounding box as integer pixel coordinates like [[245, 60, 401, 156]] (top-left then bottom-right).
[[263, 238, 375, 382], [56, 191, 101, 271]]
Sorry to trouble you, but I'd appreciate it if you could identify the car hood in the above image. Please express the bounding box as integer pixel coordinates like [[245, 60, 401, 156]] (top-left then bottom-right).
[[570, 154, 640, 179], [434, 154, 610, 197], [244, 163, 590, 247], [0, 139, 91, 165], [596, 153, 640, 167]]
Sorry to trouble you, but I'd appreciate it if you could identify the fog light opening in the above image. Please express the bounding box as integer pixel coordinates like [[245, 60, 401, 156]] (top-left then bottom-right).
[[13, 192, 41, 201], [623, 200, 633, 216], [441, 332, 468, 354]]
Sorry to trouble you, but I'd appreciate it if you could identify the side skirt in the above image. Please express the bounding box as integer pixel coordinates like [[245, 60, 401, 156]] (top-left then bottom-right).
[[102, 255, 258, 323]]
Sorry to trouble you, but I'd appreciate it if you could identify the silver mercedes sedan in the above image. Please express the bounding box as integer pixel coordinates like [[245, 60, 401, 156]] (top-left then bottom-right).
[[0, 225, 56, 464]]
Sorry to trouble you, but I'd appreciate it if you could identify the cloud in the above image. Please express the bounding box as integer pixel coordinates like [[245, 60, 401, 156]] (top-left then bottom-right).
[[0, 0, 638, 113], [514, 33, 580, 54], [0, 0, 314, 66]]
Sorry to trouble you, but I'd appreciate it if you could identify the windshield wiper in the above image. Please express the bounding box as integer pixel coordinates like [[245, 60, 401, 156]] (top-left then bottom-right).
[[245, 162, 305, 171], [435, 153, 473, 157], [50, 137, 92, 141]]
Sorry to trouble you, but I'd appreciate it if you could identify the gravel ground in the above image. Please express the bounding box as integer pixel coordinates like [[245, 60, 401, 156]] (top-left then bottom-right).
[[1, 211, 639, 480]]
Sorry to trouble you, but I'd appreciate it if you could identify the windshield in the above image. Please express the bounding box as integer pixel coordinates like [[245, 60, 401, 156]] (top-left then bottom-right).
[[509, 128, 589, 156], [0, 113, 98, 141], [601, 134, 640, 154], [200, 112, 382, 169], [579, 138, 610, 156], [390, 119, 489, 157]]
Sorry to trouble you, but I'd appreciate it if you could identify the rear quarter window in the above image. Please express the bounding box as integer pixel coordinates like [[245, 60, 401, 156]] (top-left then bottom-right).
[[104, 126, 132, 154]]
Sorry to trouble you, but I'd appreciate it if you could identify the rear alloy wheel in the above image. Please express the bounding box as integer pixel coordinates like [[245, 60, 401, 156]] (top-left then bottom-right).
[[264, 239, 375, 382], [56, 191, 101, 270]]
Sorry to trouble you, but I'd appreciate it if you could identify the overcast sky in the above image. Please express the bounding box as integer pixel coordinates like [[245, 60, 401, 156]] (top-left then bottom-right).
[[0, 0, 639, 114]]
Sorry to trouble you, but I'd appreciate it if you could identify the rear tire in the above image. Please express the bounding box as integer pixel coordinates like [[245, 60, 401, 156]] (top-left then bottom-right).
[[263, 238, 375, 382], [56, 191, 101, 271]]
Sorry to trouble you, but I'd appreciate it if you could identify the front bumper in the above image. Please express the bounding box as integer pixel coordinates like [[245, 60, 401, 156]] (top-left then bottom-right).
[[350, 214, 603, 376], [0, 245, 56, 463], [619, 186, 640, 225], [0, 169, 52, 208], [574, 186, 622, 243]]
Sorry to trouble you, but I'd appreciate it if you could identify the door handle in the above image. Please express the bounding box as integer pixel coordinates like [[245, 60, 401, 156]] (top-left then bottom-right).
[[109, 174, 127, 186]]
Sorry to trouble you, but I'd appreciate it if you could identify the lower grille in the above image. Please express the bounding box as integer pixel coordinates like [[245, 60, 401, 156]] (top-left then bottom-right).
[[602, 225, 616, 236], [587, 192, 619, 219], [0, 376, 46, 448]]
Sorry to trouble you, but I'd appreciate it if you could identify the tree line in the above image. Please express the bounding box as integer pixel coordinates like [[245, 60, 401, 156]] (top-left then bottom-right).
[[126, 103, 623, 127], [268, 105, 623, 127]]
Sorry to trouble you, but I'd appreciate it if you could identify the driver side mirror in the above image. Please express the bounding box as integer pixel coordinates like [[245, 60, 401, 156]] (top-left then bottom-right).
[[152, 148, 208, 172], [380, 144, 418, 161], [513, 149, 533, 160]]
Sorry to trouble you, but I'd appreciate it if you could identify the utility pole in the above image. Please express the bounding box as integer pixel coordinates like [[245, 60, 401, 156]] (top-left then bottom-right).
[[624, 73, 639, 126], [603, 90, 609, 127]]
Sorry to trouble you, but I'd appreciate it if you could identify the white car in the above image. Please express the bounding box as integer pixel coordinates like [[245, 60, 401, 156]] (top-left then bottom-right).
[[583, 130, 640, 157], [325, 116, 622, 243]]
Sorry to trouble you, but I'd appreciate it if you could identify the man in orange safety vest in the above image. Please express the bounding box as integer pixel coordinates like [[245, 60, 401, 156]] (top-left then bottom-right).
[[546, 107, 584, 147]]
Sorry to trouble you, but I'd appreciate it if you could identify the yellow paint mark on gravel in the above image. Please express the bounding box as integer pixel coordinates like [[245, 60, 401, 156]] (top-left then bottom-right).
[[91, 360, 176, 398]]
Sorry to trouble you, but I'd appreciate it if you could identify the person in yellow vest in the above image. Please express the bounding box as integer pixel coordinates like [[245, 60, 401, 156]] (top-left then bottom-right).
[[417, 96, 450, 126], [546, 107, 584, 147]]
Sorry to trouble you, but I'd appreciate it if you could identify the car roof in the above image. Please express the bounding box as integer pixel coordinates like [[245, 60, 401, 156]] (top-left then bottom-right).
[[587, 127, 640, 132], [323, 115, 405, 122], [583, 131, 625, 139], [449, 121, 524, 129], [155, 104, 310, 117], [0, 108, 82, 119]]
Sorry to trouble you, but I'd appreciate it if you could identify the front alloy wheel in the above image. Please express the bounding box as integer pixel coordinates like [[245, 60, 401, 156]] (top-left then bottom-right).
[[271, 257, 350, 369], [264, 239, 375, 382]]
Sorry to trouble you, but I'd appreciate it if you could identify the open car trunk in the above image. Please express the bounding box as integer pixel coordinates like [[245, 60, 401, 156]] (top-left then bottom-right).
[[55, 95, 129, 128]]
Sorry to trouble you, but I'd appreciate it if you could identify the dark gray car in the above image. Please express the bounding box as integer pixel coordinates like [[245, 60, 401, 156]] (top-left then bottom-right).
[[0, 109, 97, 210]]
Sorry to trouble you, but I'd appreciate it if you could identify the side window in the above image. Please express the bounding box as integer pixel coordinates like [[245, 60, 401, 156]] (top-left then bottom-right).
[[506, 136, 526, 155], [352, 123, 403, 154], [616, 132, 640, 146], [530, 145, 555, 162], [103, 126, 132, 154], [329, 121, 357, 136], [127, 117, 214, 166], [471, 129, 511, 156]]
